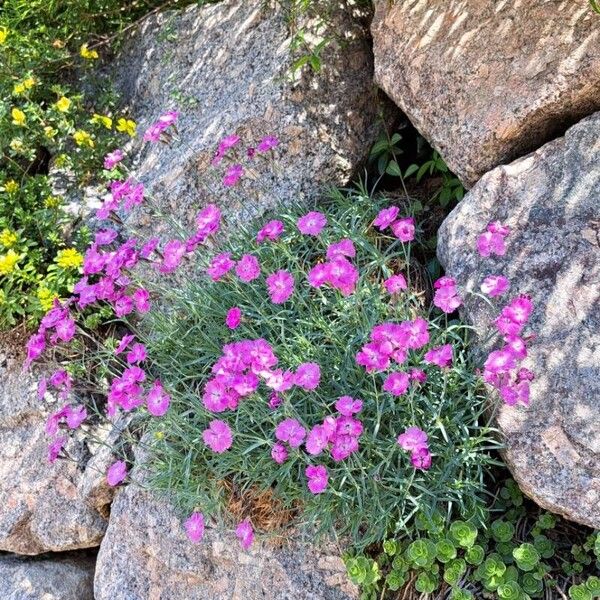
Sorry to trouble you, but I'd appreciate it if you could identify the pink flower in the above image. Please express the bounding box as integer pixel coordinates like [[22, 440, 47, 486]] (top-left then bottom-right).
[[411, 447, 432, 470], [271, 442, 288, 464], [268, 392, 283, 410], [104, 149, 124, 170], [25, 333, 46, 367], [159, 240, 186, 274], [335, 396, 363, 416], [326, 239, 356, 261], [195, 204, 221, 237], [501, 295, 533, 325], [409, 368, 427, 383], [223, 164, 244, 187], [327, 258, 359, 296], [66, 405, 87, 429], [275, 418, 306, 448], [202, 379, 231, 413], [147, 380, 170, 417], [235, 254, 261, 282], [207, 252, 235, 281], [202, 420, 233, 453], [126, 343, 147, 364], [505, 336, 527, 360], [356, 341, 390, 373], [294, 362, 321, 390], [47, 436, 66, 463], [297, 211, 327, 236], [236, 519, 254, 550], [305, 465, 328, 494], [307, 263, 330, 288], [225, 307, 242, 329], [257, 135, 279, 152], [256, 220, 284, 243], [373, 206, 400, 230], [95, 229, 118, 246], [335, 416, 363, 437], [184, 512, 205, 543], [476, 222, 510, 257], [424, 344, 453, 368], [484, 349, 517, 374], [115, 334, 135, 355], [383, 372, 410, 396], [488, 221, 511, 236], [391, 217, 415, 242], [38, 378, 47, 400], [433, 277, 462, 313], [402, 318, 429, 349], [305, 425, 330, 456], [133, 288, 151, 313], [107, 460, 127, 486], [331, 434, 359, 461], [140, 237, 160, 259], [517, 367, 535, 382], [266, 270, 294, 304], [481, 275, 510, 297], [212, 134, 240, 165], [384, 274, 407, 294], [397, 427, 428, 452]]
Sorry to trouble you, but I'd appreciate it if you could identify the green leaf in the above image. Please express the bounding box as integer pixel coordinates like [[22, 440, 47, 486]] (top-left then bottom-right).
[[385, 160, 402, 177], [404, 163, 419, 178]]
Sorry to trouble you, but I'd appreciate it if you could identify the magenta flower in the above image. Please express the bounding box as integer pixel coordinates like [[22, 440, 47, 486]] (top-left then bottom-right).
[[505, 336, 527, 360], [397, 426, 428, 452], [140, 237, 160, 259], [184, 512, 205, 543], [202, 420, 233, 453], [104, 149, 124, 170], [391, 217, 415, 242], [223, 164, 244, 187], [202, 379, 231, 413], [275, 418, 306, 448], [484, 348, 517, 374], [225, 307, 242, 329], [411, 447, 432, 470], [384, 274, 407, 294], [305, 465, 328, 494], [501, 295, 533, 325], [481, 275, 510, 297], [266, 270, 294, 304], [66, 405, 87, 429], [133, 288, 151, 313], [476, 231, 506, 257], [38, 378, 47, 400], [271, 442, 288, 464], [410, 368, 427, 383], [257, 135, 279, 152], [24, 332, 45, 369], [126, 343, 147, 364], [305, 425, 330, 456], [159, 240, 186, 274], [335, 396, 363, 416], [307, 263, 330, 287], [146, 380, 170, 417], [331, 434, 359, 462], [326, 239, 356, 261], [433, 277, 462, 313], [356, 341, 390, 373], [212, 134, 240, 165], [235, 519, 254, 550], [195, 204, 221, 238], [207, 252, 235, 281], [327, 257, 359, 296], [424, 344, 453, 368], [95, 229, 118, 246], [268, 392, 283, 410], [294, 362, 321, 390], [106, 460, 127, 486], [383, 372, 410, 396], [115, 334, 135, 355], [297, 211, 327, 236], [256, 219, 284, 243], [47, 436, 66, 463], [235, 254, 261, 282], [373, 206, 400, 230]]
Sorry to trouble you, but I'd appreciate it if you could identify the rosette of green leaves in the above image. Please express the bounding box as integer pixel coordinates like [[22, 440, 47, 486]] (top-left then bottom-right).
[[406, 539, 436, 568], [513, 543, 540, 572], [465, 544, 485, 565], [569, 584, 593, 600], [450, 520, 478, 548], [491, 519, 515, 543], [415, 571, 438, 594], [497, 581, 525, 600], [443, 558, 467, 586]]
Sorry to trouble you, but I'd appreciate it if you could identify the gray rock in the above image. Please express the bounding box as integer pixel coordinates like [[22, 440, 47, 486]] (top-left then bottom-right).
[[94, 482, 358, 600], [0, 342, 114, 554], [108, 0, 390, 236], [371, 0, 600, 186], [0, 551, 95, 600], [437, 112, 600, 528]]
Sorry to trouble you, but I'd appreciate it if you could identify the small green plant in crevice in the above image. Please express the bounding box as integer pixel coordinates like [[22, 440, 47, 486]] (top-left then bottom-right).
[[345, 478, 600, 600], [590, 0, 600, 14]]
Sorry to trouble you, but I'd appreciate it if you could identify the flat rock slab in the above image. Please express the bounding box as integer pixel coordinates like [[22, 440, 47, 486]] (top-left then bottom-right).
[[109, 0, 391, 234], [94, 483, 357, 600], [0, 551, 95, 599], [372, 0, 600, 186], [0, 343, 114, 554], [437, 113, 600, 528]]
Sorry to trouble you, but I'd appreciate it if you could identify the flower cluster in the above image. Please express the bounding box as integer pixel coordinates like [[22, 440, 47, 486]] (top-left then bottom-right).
[[397, 426, 432, 470]]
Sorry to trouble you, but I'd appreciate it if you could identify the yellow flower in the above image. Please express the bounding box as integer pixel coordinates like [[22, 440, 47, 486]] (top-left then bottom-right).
[[56, 248, 83, 269], [0, 250, 20, 275], [55, 96, 71, 112], [116, 118, 136, 137], [0, 229, 18, 248], [11, 108, 26, 126], [10, 138, 24, 153], [91, 114, 112, 129], [4, 180, 19, 194], [23, 77, 35, 89], [54, 154, 70, 168], [13, 82, 25, 95], [44, 126, 58, 139], [80, 44, 99, 60], [0, 28, 8, 45], [73, 130, 95, 148], [37, 287, 59, 312], [45, 195, 62, 209]]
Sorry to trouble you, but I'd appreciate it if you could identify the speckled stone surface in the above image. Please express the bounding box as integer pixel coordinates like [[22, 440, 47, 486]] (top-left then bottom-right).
[[372, 0, 600, 186], [0, 343, 114, 554], [94, 481, 358, 600], [0, 551, 95, 599], [437, 113, 600, 528]]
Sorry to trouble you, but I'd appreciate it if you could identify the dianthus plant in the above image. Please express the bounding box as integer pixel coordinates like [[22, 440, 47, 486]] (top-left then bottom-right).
[[136, 190, 496, 549]]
